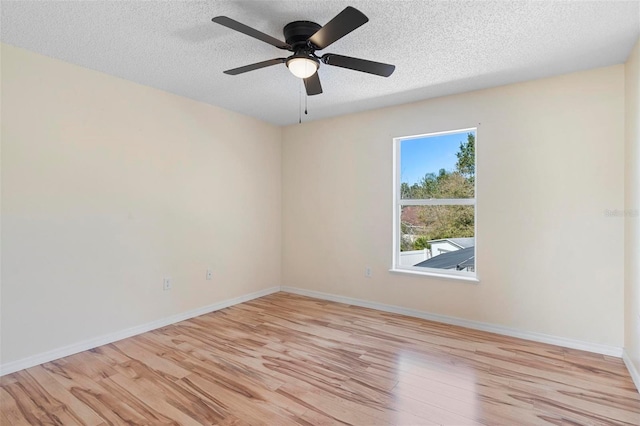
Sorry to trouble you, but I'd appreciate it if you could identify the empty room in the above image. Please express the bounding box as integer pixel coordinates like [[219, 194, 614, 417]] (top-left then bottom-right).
[[1, 1, 640, 425]]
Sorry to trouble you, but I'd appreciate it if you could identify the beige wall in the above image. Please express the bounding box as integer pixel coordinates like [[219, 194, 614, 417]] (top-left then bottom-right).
[[625, 38, 640, 377], [1, 44, 282, 364], [282, 65, 626, 347]]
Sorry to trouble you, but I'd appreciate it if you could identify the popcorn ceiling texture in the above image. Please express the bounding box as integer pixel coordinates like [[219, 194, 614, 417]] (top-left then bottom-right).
[[1, 0, 638, 126]]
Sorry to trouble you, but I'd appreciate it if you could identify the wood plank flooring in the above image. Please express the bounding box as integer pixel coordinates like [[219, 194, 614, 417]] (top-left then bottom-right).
[[1, 292, 639, 425]]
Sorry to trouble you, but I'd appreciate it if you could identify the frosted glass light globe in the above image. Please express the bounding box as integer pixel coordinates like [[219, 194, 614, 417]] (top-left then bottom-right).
[[287, 57, 319, 79]]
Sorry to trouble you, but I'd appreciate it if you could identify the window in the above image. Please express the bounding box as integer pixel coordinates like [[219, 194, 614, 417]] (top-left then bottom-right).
[[392, 128, 477, 280]]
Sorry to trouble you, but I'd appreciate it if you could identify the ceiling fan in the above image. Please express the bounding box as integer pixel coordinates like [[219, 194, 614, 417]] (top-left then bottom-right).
[[211, 6, 395, 96]]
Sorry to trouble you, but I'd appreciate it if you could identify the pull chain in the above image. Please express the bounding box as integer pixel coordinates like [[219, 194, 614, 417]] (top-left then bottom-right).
[[298, 79, 310, 123]]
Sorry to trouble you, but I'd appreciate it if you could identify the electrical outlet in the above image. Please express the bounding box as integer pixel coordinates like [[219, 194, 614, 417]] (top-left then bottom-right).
[[163, 277, 172, 291], [365, 266, 372, 278], [206, 269, 213, 280]]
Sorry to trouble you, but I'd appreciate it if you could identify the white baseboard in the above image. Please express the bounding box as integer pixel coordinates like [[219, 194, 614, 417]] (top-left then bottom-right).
[[280, 286, 624, 358], [0, 286, 280, 377], [623, 349, 640, 392]]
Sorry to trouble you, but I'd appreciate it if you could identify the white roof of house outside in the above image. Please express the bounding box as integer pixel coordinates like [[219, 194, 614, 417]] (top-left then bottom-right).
[[428, 238, 475, 249]]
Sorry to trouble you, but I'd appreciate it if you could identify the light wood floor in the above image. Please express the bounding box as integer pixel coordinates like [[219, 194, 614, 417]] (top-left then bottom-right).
[[1, 292, 639, 425]]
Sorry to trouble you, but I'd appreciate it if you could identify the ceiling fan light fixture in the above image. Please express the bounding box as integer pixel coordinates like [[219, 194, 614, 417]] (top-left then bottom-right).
[[286, 56, 319, 79]]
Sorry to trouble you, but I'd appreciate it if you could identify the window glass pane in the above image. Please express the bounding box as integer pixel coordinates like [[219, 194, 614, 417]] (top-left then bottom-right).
[[400, 131, 475, 199], [399, 205, 475, 272]]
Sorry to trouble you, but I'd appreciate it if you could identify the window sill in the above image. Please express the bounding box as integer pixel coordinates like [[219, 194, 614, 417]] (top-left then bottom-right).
[[389, 268, 480, 283]]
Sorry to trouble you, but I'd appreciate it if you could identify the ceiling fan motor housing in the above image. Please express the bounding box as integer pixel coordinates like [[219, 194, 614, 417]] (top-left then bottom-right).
[[283, 21, 322, 51]]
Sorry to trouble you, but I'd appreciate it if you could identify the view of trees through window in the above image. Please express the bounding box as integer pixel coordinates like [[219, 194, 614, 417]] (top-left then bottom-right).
[[396, 130, 476, 275]]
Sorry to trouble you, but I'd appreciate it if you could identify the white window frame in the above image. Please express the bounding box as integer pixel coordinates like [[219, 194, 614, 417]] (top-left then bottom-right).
[[391, 128, 478, 282]]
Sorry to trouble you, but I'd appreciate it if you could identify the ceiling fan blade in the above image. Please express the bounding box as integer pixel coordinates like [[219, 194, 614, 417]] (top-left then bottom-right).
[[322, 54, 395, 77], [304, 72, 323, 96], [223, 58, 287, 75], [212, 16, 291, 50], [308, 7, 368, 50]]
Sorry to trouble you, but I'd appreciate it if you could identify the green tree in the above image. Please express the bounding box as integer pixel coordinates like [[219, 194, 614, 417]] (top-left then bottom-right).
[[400, 182, 410, 198], [456, 133, 475, 184], [400, 221, 413, 251], [413, 236, 431, 250], [420, 205, 474, 240], [418, 173, 437, 198]]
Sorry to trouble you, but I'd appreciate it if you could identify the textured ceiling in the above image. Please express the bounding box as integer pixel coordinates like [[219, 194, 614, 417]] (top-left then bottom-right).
[[1, 1, 639, 126]]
